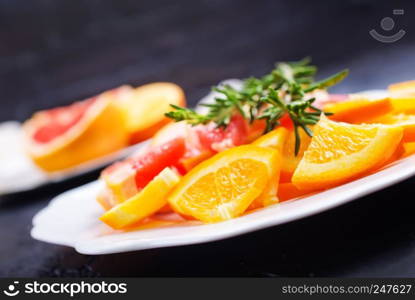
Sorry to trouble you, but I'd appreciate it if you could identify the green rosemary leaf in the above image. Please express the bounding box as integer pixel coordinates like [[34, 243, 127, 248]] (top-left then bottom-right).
[[304, 69, 349, 93]]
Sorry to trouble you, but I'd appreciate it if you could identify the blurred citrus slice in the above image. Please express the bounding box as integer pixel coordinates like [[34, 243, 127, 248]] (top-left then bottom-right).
[[323, 96, 393, 123], [277, 182, 313, 202], [249, 127, 287, 209], [168, 145, 278, 222], [100, 160, 138, 205], [386, 81, 415, 113], [292, 115, 403, 191], [370, 113, 415, 143], [389, 80, 415, 96], [252, 127, 288, 150], [120, 82, 186, 144], [280, 127, 312, 182], [402, 142, 415, 157], [100, 167, 180, 229], [23, 89, 128, 172]]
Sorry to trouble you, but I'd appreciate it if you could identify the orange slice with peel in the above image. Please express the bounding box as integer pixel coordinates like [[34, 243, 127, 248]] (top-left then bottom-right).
[[369, 113, 415, 143], [277, 182, 313, 202], [292, 115, 403, 191], [323, 96, 393, 124], [248, 127, 287, 209], [100, 167, 180, 229], [389, 97, 415, 114], [120, 82, 186, 144], [402, 142, 415, 157], [23, 89, 129, 172], [168, 145, 279, 222], [384, 81, 415, 113], [180, 150, 215, 172], [252, 127, 288, 151], [389, 80, 415, 96], [280, 127, 312, 182]]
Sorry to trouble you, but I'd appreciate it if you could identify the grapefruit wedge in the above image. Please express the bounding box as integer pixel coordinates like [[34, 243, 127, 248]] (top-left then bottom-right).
[[23, 89, 129, 172], [120, 82, 186, 144]]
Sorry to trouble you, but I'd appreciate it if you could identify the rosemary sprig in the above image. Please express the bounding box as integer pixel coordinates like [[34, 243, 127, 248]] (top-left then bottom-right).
[[165, 58, 348, 155], [165, 105, 211, 125]]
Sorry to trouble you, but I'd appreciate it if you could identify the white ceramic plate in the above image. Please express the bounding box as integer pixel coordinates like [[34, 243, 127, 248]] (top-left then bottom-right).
[[31, 153, 415, 255]]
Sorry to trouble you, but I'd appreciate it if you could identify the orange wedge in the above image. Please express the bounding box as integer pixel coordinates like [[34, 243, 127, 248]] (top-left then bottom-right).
[[100, 167, 180, 229], [277, 182, 313, 202], [389, 97, 415, 114], [389, 80, 415, 96], [402, 142, 415, 157], [252, 127, 288, 150], [248, 127, 287, 209], [180, 150, 215, 172], [323, 96, 393, 124], [370, 114, 415, 143], [280, 127, 312, 182], [120, 82, 186, 144], [387, 81, 415, 113], [23, 90, 129, 172], [292, 115, 403, 191], [168, 145, 279, 222]]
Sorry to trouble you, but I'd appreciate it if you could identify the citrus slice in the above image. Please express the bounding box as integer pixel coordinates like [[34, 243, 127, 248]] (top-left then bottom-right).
[[389, 80, 415, 96], [323, 96, 393, 123], [100, 160, 138, 205], [23, 89, 129, 172], [280, 127, 312, 182], [370, 113, 415, 143], [179, 150, 214, 172], [248, 127, 287, 209], [252, 127, 288, 151], [389, 97, 415, 114], [402, 142, 415, 157], [292, 115, 403, 191], [120, 82, 186, 144], [100, 167, 180, 229], [168, 145, 279, 222], [385, 81, 415, 113], [96, 187, 117, 211], [277, 182, 313, 202]]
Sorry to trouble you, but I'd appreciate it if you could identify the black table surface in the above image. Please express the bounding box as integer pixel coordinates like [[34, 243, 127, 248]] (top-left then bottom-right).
[[1, 0, 415, 277]]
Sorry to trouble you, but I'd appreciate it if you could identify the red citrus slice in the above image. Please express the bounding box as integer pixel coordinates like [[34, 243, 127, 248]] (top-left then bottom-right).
[[23, 88, 129, 172]]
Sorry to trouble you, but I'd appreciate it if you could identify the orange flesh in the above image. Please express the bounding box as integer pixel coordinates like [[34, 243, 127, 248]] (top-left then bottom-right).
[[280, 128, 312, 182], [168, 145, 278, 222], [369, 114, 415, 143], [389, 80, 415, 95], [122, 82, 186, 144], [324, 97, 393, 124], [277, 183, 315, 202], [292, 116, 403, 191]]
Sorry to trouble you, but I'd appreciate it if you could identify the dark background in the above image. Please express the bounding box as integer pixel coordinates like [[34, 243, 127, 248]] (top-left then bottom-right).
[[1, 0, 415, 277]]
